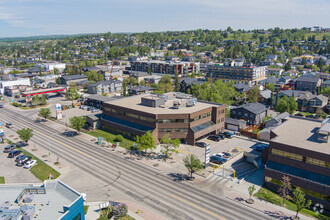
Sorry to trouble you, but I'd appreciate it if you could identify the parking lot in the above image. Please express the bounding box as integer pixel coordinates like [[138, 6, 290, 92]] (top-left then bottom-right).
[[0, 142, 40, 184], [179, 133, 267, 164]]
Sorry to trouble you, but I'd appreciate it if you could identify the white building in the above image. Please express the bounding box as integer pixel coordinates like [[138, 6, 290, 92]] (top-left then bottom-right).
[[0, 78, 31, 94], [41, 62, 66, 71]]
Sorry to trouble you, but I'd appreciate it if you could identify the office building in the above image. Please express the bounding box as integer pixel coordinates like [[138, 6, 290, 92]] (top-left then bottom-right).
[[101, 92, 225, 145], [263, 117, 330, 211]]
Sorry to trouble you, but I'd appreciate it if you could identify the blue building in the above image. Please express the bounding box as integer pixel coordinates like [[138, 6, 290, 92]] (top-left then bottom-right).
[[0, 180, 85, 220]]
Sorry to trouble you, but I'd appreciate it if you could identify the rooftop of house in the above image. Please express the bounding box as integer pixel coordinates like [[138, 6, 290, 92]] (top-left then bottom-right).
[[233, 102, 268, 115], [86, 94, 122, 102], [180, 77, 203, 85], [271, 117, 330, 154], [234, 83, 251, 92], [0, 180, 82, 220], [87, 80, 122, 87], [297, 93, 328, 102], [105, 92, 222, 115], [296, 76, 321, 83], [128, 85, 155, 92]]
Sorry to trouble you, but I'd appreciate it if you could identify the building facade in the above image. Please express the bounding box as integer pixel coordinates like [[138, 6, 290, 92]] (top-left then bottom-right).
[[295, 76, 322, 93], [263, 117, 330, 211], [206, 65, 267, 85], [101, 92, 225, 145], [230, 102, 268, 125], [87, 80, 122, 95], [130, 60, 200, 77]]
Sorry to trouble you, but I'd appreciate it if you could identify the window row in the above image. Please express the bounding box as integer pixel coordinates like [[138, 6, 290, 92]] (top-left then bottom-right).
[[159, 128, 188, 133], [191, 112, 211, 122], [306, 157, 330, 169], [271, 149, 303, 161], [104, 107, 155, 123], [158, 119, 189, 124]]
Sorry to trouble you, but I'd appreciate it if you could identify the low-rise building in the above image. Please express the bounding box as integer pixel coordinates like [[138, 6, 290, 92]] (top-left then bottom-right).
[[206, 65, 267, 85], [295, 76, 322, 93], [297, 93, 328, 113], [0, 180, 85, 220], [0, 78, 31, 95], [230, 102, 268, 125], [60, 74, 88, 85], [179, 77, 203, 93], [84, 94, 122, 110], [101, 92, 225, 145], [263, 117, 330, 211], [87, 80, 122, 95], [128, 85, 155, 96]]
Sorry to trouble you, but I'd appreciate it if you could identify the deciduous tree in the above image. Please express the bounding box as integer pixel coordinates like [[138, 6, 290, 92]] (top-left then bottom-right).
[[69, 116, 86, 133], [293, 187, 312, 219], [160, 134, 180, 160], [16, 128, 33, 144], [39, 108, 51, 120], [278, 175, 292, 205], [183, 154, 203, 179]]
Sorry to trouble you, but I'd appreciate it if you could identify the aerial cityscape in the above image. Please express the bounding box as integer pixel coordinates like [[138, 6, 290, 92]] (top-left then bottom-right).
[[0, 1, 329, 220]]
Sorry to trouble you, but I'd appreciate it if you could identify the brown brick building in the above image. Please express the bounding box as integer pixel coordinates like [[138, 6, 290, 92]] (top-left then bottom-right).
[[101, 92, 225, 145], [262, 117, 330, 211]]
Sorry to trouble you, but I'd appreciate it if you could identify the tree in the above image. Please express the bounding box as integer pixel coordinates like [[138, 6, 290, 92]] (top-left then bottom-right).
[[278, 175, 292, 205], [159, 75, 172, 85], [39, 108, 51, 120], [288, 96, 298, 114], [56, 77, 62, 85], [292, 187, 312, 219], [248, 185, 256, 201], [276, 96, 289, 113], [69, 116, 86, 133], [122, 79, 127, 96], [41, 94, 47, 105], [139, 79, 146, 86], [270, 91, 274, 108], [160, 134, 180, 160], [266, 83, 275, 92], [284, 62, 292, 71], [135, 131, 156, 156], [174, 72, 180, 92], [246, 86, 260, 103], [183, 154, 203, 179], [275, 90, 280, 109], [16, 128, 33, 144]]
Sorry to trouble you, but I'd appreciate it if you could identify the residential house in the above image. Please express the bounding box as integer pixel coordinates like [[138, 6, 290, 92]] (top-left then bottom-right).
[[225, 117, 247, 131], [259, 89, 272, 105], [295, 76, 322, 93], [265, 112, 290, 128], [87, 80, 122, 95], [179, 77, 203, 93], [84, 94, 122, 110], [128, 85, 155, 96], [230, 102, 268, 125], [267, 68, 283, 76], [297, 93, 328, 113], [322, 80, 330, 88], [266, 54, 278, 61], [234, 83, 251, 93]]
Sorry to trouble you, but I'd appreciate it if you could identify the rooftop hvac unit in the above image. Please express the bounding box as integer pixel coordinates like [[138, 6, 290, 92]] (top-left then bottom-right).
[[186, 98, 197, 107]]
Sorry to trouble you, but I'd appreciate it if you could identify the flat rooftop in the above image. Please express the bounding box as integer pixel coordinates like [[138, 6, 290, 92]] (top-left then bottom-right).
[[271, 117, 330, 154], [105, 93, 222, 114], [0, 180, 82, 220]]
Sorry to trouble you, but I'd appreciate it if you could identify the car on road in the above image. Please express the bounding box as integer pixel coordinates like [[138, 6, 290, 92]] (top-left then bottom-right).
[[24, 160, 37, 169], [5, 123, 13, 128], [8, 150, 22, 158], [15, 155, 27, 162], [4, 144, 16, 153], [207, 135, 221, 142], [223, 131, 233, 138], [195, 142, 210, 148], [210, 156, 227, 164], [16, 141, 27, 147], [16, 156, 32, 167], [255, 143, 269, 152]]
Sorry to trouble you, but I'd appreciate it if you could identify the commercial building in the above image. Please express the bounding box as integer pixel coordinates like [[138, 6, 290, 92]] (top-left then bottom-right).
[[84, 94, 122, 110], [60, 75, 88, 86], [0, 180, 85, 220], [263, 117, 330, 211], [130, 60, 200, 77], [101, 92, 225, 145], [0, 78, 31, 94], [206, 65, 267, 85]]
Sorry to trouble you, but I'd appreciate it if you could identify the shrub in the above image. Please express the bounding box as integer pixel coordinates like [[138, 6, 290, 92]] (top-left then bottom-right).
[[12, 102, 22, 107], [113, 203, 128, 219], [114, 135, 124, 142]]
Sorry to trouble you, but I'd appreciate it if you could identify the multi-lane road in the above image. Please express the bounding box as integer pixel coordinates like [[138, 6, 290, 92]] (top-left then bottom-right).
[[0, 105, 272, 220]]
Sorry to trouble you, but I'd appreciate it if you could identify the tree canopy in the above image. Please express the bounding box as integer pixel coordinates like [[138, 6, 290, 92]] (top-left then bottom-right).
[[16, 128, 33, 144], [69, 116, 86, 133]]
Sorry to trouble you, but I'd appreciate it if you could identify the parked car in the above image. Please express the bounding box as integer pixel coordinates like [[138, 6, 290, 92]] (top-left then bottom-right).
[[223, 131, 233, 138], [80, 105, 86, 109], [24, 160, 37, 169], [91, 108, 100, 113], [216, 133, 226, 140], [3, 144, 16, 153], [255, 143, 269, 152], [223, 152, 232, 158], [212, 153, 229, 160], [0, 105, 3, 108], [16, 156, 32, 167], [16, 141, 26, 147], [87, 106, 95, 111], [5, 123, 13, 128], [210, 156, 227, 164], [8, 150, 22, 158], [15, 155, 27, 162], [195, 142, 210, 148], [207, 135, 221, 142]]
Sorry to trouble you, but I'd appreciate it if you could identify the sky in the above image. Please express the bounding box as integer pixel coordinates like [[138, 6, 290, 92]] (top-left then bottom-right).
[[0, 0, 329, 38]]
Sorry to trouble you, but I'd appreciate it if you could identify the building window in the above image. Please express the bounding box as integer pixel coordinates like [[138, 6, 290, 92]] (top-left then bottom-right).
[[190, 112, 211, 122], [271, 149, 303, 161], [306, 157, 328, 168]]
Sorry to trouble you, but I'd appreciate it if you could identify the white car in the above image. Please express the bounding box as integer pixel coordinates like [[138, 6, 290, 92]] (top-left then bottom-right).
[[24, 160, 37, 169]]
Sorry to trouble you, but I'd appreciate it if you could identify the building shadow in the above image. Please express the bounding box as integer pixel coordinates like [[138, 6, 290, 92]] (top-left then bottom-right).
[[167, 173, 190, 182], [263, 210, 291, 219]]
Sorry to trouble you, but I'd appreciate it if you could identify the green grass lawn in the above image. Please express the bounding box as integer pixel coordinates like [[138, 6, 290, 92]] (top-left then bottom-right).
[[254, 187, 330, 219], [97, 207, 134, 220], [0, 176, 5, 184], [84, 206, 89, 215], [87, 129, 134, 149]]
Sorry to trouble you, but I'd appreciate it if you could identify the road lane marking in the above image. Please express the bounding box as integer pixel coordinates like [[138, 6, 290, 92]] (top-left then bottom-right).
[[10, 118, 92, 158], [169, 193, 227, 220]]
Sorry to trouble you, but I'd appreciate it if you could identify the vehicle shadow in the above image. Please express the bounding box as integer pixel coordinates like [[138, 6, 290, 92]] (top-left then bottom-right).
[[263, 210, 290, 219], [167, 173, 190, 182]]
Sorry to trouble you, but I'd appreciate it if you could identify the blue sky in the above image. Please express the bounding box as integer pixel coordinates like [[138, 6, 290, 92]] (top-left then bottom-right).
[[0, 0, 329, 37]]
